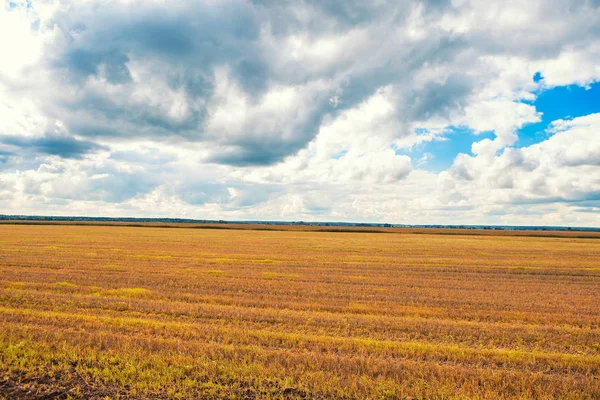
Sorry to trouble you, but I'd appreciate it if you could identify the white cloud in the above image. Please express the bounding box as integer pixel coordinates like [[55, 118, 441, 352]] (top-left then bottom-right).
[[205, 67, 331, 144], [0, 3, 45, 79], [426, 113, 600, 225], [538, 43, 600, 88]]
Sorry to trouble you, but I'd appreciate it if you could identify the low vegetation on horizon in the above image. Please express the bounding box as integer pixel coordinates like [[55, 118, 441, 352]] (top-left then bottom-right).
[[1, 224, 599, 399]]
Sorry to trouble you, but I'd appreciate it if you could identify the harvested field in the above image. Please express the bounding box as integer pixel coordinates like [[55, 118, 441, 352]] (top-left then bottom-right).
[[1, 224, 599, 399]]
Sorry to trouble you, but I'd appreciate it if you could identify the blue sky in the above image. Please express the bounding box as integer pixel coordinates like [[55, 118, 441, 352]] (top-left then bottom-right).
[[1, 0, 600, 226], [402, 127, 495, 172], [411, 82, 600, 172], [516, 82, 600, 147]]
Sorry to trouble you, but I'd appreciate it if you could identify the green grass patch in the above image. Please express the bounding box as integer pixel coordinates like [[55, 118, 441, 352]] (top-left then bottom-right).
[[203, 269, 225, 275], [102, 287, 152, 298], [6, 282, 25, 290], [254, 259, 278, 264], [102, 264, 125, 271], [262, 272, 299, 279], [55, 281, 77, 288], [213, 257, 233, 263], [132, 255, 172, 260]]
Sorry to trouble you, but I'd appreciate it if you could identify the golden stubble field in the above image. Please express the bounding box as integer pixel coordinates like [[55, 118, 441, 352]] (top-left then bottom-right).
[[0, 224, 599, 399]]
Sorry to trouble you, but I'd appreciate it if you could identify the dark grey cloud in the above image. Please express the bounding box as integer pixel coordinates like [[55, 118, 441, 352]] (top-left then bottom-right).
[[0, 134, 107, 159], [61, 49, 132, 84], [51, 0, 262, 85], [305, 0, 403, 26], [209, 145, 295, 167], [209, 96, 336, 166], [35, 0, 483, 167], [41, 1, 266, 150], [61, 90, 205, 140], [0, 150, 14, 166], [510, 191, 600, 205], [408, 74, 474, 122]]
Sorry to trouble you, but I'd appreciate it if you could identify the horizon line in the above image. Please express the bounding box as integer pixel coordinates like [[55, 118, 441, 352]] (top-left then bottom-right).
[[1, 214, 598, 232]]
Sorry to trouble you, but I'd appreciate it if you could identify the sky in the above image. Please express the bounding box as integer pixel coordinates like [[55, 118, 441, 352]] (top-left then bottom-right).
[[1, 0, 599, 226]]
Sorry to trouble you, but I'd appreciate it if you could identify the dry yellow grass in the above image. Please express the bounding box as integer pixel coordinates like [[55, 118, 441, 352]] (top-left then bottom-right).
[[0, 224, 599, 399]]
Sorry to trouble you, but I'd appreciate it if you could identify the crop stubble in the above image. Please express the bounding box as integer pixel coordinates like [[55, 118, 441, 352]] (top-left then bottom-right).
[[0, 224, 599, 399]]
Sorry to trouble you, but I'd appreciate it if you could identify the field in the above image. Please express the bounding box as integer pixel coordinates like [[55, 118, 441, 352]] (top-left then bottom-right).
[[1, 224, 599, 399]]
